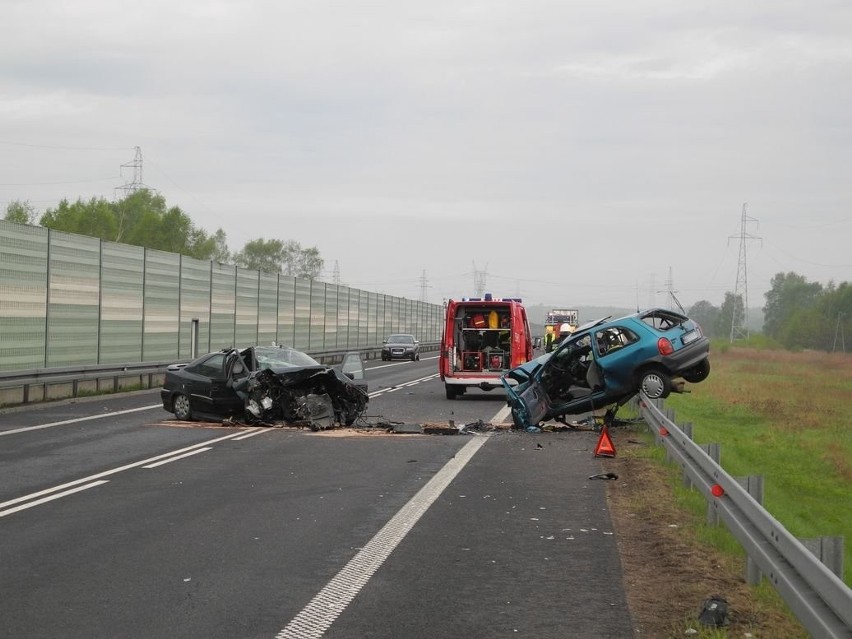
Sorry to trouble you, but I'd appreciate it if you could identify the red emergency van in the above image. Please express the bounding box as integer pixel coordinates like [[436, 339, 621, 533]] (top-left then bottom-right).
[[439, 294, 534, 399]]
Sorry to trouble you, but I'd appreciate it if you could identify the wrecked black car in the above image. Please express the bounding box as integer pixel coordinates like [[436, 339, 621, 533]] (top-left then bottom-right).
[[160, 345, 369, 430]]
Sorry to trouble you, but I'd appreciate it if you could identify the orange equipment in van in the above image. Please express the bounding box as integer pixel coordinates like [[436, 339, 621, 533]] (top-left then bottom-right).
[[439, 294, 533, 399]]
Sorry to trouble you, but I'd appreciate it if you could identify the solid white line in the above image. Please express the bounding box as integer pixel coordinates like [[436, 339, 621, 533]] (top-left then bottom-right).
[[0, 481, 110, 518], [142, 447, 212, 468], [0, 430, 249, 511], [492, 403, 511, 424], [275, 433, 490, 639], [0, 404, 162, 436]]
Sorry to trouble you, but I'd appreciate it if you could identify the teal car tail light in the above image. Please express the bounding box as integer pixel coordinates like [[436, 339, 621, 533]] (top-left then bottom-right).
[[657, 337, 674, 356]]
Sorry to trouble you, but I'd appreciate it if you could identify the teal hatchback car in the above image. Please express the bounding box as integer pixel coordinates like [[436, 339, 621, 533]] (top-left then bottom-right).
[[502, 308, 710, 429]]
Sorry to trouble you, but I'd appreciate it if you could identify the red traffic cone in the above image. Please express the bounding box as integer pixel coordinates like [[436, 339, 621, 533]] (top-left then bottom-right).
[[593, 425, 616, 458]]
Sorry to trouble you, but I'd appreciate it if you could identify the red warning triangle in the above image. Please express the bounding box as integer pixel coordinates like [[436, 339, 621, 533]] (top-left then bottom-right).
[[594, 425, 616, 458]]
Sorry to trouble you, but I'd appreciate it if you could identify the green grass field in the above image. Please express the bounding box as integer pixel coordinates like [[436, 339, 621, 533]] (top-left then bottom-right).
[[665, 343, 852, 585]]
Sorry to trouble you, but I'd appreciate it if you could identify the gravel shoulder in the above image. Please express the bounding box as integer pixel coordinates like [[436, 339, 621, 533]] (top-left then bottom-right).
[[600, 424, 809, 638]]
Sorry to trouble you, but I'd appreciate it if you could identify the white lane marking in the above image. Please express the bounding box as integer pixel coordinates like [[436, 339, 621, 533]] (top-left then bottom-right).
[[493, 403, 511, 424], [232, 428, 268, 440], [0, 404, 163, 436], [0, 430, 250, 512], [275, 432, 491, 639], [366, 355, 438, 371], [369, 374, 439, 398], [142, 447, 212, 468], [0, 481, 110, 518]]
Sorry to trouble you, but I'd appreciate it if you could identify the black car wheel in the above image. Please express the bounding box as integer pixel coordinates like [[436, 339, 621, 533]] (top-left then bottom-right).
[[639, 368, 672, 399], [172, 393, 193, 420], [445, 384, 458, 400], [415, 353, 420, 361], [681, 359, 711, 383], [410, 353, 416, 361]]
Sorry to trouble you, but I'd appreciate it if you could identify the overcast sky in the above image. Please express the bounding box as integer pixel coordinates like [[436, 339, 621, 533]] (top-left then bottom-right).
[[2, 0, 850, 311]]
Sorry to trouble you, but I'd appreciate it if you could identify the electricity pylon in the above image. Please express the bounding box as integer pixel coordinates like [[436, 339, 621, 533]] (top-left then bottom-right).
[[729, 203, 761, 342], [116, 146, 149, 196]]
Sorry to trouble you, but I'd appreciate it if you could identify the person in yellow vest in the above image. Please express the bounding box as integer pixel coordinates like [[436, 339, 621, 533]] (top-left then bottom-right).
[[544, 325, 556, 352]]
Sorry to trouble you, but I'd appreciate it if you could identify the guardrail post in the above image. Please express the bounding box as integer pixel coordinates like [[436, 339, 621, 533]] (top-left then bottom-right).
[[735, 475, 765, 584], [701, 444, 722, 524], [800, 536, 845, 580]]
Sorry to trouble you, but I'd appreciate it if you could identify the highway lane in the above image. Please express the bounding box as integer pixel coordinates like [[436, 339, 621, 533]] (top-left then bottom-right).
[[0, 359, 635, 638]]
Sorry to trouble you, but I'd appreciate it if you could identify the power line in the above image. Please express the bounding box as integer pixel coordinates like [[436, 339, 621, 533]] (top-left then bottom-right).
[[0, 176, 118, 186], [0, 140, 131, 152]]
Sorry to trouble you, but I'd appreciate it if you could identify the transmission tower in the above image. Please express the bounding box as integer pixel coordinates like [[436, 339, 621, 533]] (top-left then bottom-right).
[[658, 266, 684, 312], [729, 203, 761, 342], [419, 270, 431, 303], [332, 261, 341, 286], [472, 262, 488, 297], [647, 273, 656, 309], [116, 146, 149, 197]]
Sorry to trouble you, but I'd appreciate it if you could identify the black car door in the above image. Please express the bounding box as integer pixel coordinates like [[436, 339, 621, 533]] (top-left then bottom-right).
[[183, 353, 234, 416]]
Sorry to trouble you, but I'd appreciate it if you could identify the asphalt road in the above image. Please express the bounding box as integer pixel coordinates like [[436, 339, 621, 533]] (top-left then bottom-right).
[[0, 356, 635, 638]]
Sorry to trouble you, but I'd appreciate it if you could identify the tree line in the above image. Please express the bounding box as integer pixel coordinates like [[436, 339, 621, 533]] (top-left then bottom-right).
[[3, 192, 324, 279], [687, 272, 851, 352]]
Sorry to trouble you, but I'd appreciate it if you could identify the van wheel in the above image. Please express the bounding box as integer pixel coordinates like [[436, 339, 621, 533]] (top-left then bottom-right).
[[445, 385, 458, 400]]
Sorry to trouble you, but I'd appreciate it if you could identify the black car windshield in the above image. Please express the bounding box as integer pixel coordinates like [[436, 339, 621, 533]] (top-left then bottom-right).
[[253, 347, 320, 369], [387, 335, 414, 344]]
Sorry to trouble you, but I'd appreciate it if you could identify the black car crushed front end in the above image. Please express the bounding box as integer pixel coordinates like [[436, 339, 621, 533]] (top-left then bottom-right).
[[238, 366, 369, 430], [161, 345, 369, 430]]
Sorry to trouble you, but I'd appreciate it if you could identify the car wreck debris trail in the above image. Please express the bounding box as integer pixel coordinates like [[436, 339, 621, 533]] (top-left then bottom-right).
[[275, 433, 491, 639]]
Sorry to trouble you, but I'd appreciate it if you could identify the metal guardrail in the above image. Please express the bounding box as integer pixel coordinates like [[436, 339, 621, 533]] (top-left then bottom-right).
[[638, 394, 852, 639], [0, 361, 176, 405], [0, 342, 441, 407]]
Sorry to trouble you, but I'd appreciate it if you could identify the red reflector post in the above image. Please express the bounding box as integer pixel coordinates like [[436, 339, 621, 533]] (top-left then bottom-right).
[[657, 337, 674, 356], [658, 427, 669, 437], [711, 484, 725, 498]]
